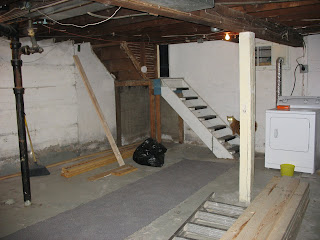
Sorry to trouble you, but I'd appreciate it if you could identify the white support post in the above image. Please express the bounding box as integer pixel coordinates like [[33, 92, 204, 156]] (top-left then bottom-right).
[[239, 32, 256, 204]]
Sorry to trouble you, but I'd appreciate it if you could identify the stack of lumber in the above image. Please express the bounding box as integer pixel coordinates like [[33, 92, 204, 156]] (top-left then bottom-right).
[[221, 176, 309, 240], [61, 143, 139, 178]]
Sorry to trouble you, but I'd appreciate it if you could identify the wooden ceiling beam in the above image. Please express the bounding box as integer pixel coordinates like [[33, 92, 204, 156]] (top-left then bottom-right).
[[93, 0, 303, 47], [230, 0, 319, 13], [249, 4, 320, 19]]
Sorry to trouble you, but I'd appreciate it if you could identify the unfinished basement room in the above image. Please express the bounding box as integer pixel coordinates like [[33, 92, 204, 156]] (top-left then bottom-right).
[[0, 0, 319, 239]]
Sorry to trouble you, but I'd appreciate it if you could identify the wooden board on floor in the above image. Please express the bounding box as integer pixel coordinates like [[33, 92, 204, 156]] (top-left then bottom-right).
[[88, 165, 138, 181], [221, 176, 309, 240], [111, 165, 137, 176], [61, 148, 135, 178]]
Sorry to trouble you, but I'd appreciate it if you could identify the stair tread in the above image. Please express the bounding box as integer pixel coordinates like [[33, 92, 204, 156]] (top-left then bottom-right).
[[207, 125, 226, 131], [228, 145, 240, 154], [180, 96, 198, 100], [175, 87, 189, 91], [198, 115, 216, 120], [189, 105, 207, 110], [218, 135, 236, 142]]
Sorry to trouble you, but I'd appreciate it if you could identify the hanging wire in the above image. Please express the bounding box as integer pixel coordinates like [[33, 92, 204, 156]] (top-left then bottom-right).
[[37, 6, 121, 28], [291, 39, 306, 96]]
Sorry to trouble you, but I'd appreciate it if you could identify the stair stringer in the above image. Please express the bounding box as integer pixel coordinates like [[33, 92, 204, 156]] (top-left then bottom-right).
[[161, 85, 234, 159]]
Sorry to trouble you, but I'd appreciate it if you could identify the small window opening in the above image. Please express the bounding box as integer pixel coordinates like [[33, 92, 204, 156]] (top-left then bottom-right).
[[255, 46, 271, 66]]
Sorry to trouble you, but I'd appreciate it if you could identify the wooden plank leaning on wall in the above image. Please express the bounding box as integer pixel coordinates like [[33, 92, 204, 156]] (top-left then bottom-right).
[[74, 55, 125, 166]]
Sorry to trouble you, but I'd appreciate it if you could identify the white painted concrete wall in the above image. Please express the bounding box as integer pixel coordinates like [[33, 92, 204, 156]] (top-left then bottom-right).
[[0, 39, 115, 159], [306, 34, 320, 96], [169, 38, 313, 152]]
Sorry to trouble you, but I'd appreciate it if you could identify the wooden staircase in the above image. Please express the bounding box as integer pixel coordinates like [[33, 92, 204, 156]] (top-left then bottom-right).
[[161, 78, 240, 159]]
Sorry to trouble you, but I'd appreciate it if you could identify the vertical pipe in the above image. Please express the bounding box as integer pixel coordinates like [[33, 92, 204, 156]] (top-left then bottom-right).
[[276, 57, 284, 106], [11, 36, 31, 206]]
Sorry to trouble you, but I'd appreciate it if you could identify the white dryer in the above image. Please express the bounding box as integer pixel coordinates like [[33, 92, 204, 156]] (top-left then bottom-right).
[[265, 96, 320, 174]]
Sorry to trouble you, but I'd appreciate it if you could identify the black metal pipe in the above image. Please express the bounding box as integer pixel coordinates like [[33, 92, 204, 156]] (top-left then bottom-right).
[[11, 36, 32, 206]]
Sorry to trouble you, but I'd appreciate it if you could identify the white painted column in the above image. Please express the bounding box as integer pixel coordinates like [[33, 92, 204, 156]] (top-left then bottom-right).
[[239, 32, 256, 204]]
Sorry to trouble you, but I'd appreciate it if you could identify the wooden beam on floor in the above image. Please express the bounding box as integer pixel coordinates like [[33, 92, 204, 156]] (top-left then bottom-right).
[[238, 32, 255, 204], [94, 0, 303, 47], [74, 55, 125, 166], [221, 176, 309, 240], [61, 146, 137, 178]]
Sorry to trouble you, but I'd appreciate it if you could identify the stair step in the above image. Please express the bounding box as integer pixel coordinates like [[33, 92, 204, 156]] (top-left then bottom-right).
[[203, 201, 245, 218], [218, 135, 236, 143], [228, 145, 240, 154], [180, 96, 198, 100], [184, 223, 226, 239], [189, 105, 207, 110], [207, 125, 226, 131], [174, 87, 190, 91], [198, 115, 216, 121], [194, 211, 236, 230]]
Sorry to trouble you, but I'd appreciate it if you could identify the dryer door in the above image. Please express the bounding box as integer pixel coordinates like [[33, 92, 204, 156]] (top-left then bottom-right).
[[269, 117, 310, 152]]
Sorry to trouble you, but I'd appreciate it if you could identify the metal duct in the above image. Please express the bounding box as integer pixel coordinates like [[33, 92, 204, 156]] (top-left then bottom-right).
[[276, 57, 284, 106]]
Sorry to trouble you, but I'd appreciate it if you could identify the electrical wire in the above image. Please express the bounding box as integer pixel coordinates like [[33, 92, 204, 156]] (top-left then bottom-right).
[[291, 63, 303, 96], [37, 6, 121, 28], [291, 39, 306, 96]]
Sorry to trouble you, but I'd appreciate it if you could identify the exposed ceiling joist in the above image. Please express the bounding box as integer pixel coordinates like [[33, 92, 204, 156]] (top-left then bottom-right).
[[93, 0, 303, 47]]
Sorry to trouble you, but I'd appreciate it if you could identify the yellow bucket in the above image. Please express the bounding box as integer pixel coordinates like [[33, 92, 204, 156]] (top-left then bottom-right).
[[280, 164, 295, 176]]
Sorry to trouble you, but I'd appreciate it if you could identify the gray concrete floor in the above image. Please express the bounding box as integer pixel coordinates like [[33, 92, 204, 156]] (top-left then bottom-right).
[[0, 142, 319, 239]]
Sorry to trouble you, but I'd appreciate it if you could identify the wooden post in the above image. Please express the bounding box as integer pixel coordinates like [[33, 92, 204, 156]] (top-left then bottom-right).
[[155, 95, 161, 142], [155, 45, 161, 142], [74, 55, 125, 166], [239, 32, 256, 204], [176, 93, 184, 143], [114, 84, 122, 146], [149, 85, 156, 139]]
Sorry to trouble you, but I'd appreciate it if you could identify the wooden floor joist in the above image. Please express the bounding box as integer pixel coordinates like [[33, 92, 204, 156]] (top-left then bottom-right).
[[221, 176, 309, 240]]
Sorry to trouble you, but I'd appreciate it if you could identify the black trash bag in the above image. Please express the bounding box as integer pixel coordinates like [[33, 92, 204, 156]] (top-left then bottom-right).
[[133, 138, 167, 167]]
